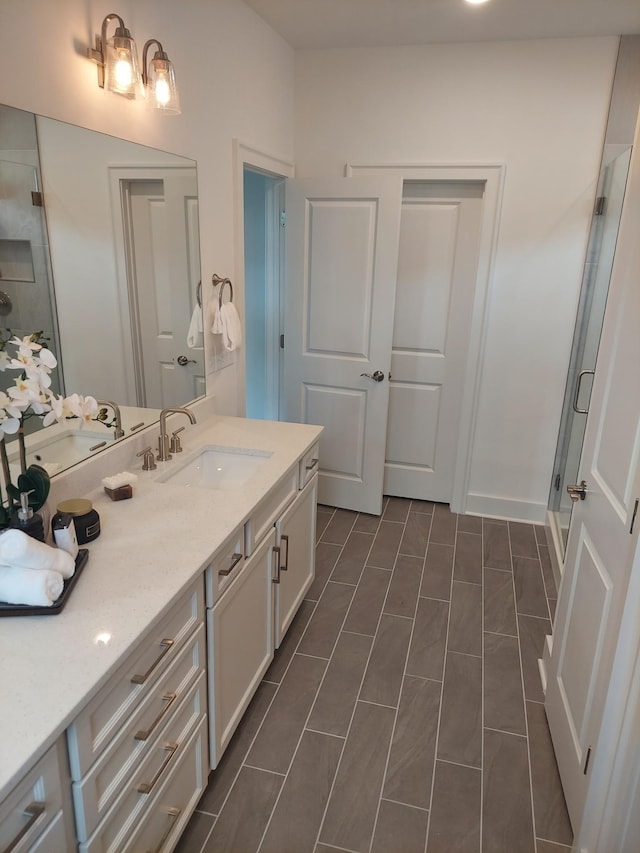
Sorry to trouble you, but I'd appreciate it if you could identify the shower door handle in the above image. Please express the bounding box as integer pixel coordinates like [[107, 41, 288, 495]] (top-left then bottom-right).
[[573, 369, 595, 414]]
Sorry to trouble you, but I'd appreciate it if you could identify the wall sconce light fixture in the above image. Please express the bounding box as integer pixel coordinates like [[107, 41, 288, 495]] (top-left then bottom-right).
[[142, 40, 181, 114], [88, 13, 143, 99]]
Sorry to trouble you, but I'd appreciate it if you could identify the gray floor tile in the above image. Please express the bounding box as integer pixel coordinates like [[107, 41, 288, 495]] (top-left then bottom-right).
[[371, 799, 429, 853], [359, 613, 413, 707], [383, 675, 440, 809], [400, 511, 431, 557], [457, 514, 483, 534], [483, 521, 511, 571], [307, 542, 342, 601], [411, 499, 435, 514], [319, 701, 396, 853], [448, 581, 482, 657], [174, 810, 214, 853], [198, 681, 277, 815], [264, 599, 315, 683], [307, 631, 373, 737], [508, 520, 539, 558], [534, 524, 547, 544], [203, 767, 283, 853], [482, 729, 535, 853], [427, 760, 481, 853], [513, 555, 549, 618], [315, 846, 352, 853], [518, 614, 551, 703], [549, 597, 557, 621], [343, 566, 391, 636], [420, 543, 454, 601], [330, 531, 374, 584], [539, 543, 558, 599], [321, 509, 357, 545], [383, 496, 412, 522], [536, 841, 573, 852], [526, 702, 574, 846], [484, 633, 526, 736], [316, 508, 334, 542], [406, 597, 449, 681], [454, 531, 483, 584], [368, 520, 404, 569], [247, 654, 327, 774], [430, 503, 457, 546], [383, 554, 423, 618], [437, 652, 483, 767], [260, 730, 343, 853], [354, 512, 381, 533], [484, 567, 517, 636], [298, 581, 355, 658]]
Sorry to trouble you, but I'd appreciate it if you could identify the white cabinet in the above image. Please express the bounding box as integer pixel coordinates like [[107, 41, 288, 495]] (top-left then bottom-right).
[[274, 474, 318, 647], [0, 739, 75, 853], [207, 528, 275, 768]]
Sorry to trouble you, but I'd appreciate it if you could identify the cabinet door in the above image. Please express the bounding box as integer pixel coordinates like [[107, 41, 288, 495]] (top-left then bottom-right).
[[274, 474, 317, 648], [208, 530, 275, 768]]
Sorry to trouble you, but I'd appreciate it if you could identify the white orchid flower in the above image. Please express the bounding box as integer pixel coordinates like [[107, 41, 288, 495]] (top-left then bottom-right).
[[76, 395, 99, 426], [0, 350, 10, 372], [36, 348, 57, 370], [41, 393, 73, 426], [9, 335, 43, 357]]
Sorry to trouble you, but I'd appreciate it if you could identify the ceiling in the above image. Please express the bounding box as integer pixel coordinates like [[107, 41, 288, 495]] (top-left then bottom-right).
[[242, 0, 640, 49]]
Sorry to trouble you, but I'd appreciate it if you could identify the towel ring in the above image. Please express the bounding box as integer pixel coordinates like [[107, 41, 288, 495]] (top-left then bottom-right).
[[211, 273, 234, 308], [196, 281, 202, 307]]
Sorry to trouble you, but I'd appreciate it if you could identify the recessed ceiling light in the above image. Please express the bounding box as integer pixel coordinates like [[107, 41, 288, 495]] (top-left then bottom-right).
[[465, 0, 491, 5]]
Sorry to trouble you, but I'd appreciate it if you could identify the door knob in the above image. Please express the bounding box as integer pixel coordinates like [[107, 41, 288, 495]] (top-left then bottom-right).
[[177, 355, 196, 366], [360, 370, 385, 382], [567, 480, 588, 502]]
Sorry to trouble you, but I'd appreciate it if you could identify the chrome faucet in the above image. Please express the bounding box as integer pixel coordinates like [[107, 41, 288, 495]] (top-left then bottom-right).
[[97, 399, 125, 439], [157, 407, 197, 461]]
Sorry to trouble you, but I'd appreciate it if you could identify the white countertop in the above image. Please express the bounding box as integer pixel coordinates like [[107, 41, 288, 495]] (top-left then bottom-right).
[[0, 414, 322, 801]]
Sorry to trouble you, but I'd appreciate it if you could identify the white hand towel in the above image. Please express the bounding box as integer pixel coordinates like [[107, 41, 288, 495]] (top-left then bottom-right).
[[187, 304, 204, 349], [0, 565, 64, 607], [220, 302, 242, 351], [0, 529, 76, 579], [211, 303, 224, 335]]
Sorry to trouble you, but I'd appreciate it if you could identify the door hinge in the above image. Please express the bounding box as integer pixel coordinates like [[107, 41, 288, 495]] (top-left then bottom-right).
[[594, 196, 607, 216], [583, 746, 592, 775], [280, 334, 285, 349], [31, 191, 43, 207], [630, 498, 639, 535], [280, 210, 286, 229], [554, 473, 561, 491]]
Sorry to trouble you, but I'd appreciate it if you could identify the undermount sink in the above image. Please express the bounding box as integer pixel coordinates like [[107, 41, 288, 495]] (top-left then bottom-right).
[[159, 446, 272, 490], [9, 429, 112, 474]]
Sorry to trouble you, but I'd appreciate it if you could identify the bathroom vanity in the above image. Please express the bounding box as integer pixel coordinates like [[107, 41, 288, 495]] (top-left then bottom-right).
[[0, 410, 322, 852]]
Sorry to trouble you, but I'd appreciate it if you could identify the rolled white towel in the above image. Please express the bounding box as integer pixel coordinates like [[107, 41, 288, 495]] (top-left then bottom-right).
[[0, 529, 76, 579], [0, 565, 64, 607]]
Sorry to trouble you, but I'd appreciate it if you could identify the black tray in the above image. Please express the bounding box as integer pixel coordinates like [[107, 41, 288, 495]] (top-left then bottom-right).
[[0, 549, 89, 616]]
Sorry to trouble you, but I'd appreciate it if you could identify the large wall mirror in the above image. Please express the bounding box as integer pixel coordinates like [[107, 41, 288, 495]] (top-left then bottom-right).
[[0, 103, 205, 476]]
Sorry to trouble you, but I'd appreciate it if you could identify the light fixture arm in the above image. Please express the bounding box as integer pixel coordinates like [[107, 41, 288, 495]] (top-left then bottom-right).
[[142, 39, 167, 86], [88, 13, 127, 88]]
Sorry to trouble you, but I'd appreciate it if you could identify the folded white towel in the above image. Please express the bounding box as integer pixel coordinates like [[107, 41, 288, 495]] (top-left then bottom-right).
[[187, 303, 204, 349], [211, 302, 242, 352], [0, 565, 64, 607], [0, 529, 76, 579]]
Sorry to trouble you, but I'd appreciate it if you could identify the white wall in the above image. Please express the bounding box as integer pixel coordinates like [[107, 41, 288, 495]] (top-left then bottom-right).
[[294, 38, 619, 520], [0, 0, 294, 414]]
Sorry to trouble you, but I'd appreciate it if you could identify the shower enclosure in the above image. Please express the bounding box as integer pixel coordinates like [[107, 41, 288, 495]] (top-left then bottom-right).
[[547, 144, 632, 558]]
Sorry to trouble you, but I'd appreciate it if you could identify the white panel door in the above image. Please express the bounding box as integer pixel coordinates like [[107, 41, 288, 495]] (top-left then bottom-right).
[[384, 182, 484, 502], [545, 114, 640, 834], [283, 177, 402, 515]]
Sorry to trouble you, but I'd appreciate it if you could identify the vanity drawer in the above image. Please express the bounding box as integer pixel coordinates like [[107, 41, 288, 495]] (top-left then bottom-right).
[[28, 809, 68, 853], [0, 741, 65, 853], [68, 577, 204, 779], [299, 442, 320, 489], [244, 468, 297, 556], [72, 626, 206, 841], [79, 677, 207, 853], [204, 525, 245, 606]]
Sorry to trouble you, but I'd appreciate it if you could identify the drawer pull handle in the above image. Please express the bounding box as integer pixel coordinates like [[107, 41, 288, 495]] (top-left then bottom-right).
[[131, 639, 175, 685], [5, 802, 45, 853], [134, 692, 177, 741], [280, 534, 289, 571], [137, 742, 179, 794], [305, 458, 319, 471], [218, 552, 243, 577], [272, 545, 281, 584], [145, 807, 181, 853]]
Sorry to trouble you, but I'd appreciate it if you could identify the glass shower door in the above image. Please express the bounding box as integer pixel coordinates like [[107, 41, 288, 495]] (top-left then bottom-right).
[[548, 146, 632, 552]]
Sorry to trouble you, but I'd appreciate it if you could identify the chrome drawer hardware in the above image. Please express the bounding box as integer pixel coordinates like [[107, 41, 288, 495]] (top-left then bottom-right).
[[134, 692, 177, 741], [567, 480, 588, 502], [272, 546, 281, 584], [305, 457, 319, 471], [131, 639, 175, 685], [218, 552, 243, 577], [280, 534, 289, 571], [145, 807, 181, 853], [137, 742, 179, 794], [5, 802, 45, 853]]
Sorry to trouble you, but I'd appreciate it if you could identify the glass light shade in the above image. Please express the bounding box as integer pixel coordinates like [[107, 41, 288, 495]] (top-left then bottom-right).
[[104, 30, 142, 98], [146, 55, 181, 114]]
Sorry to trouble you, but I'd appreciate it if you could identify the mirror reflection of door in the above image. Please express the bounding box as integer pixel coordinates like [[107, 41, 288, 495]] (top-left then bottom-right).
[[119, 171, 205, 409]]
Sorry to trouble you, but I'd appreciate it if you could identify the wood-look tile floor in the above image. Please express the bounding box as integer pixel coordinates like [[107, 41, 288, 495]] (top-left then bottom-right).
[[176, 499, 574, 853]]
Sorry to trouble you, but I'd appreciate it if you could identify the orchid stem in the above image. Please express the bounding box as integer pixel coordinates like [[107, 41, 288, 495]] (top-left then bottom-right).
[[0, 439, 11, 506]]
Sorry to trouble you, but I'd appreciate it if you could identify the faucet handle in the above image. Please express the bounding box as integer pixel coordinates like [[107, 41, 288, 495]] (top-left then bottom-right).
[[170, 427, 185, 454], [137, 446, 157, 471]]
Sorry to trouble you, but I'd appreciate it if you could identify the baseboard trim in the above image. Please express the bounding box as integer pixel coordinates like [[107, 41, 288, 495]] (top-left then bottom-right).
[[464, 493, 547, 524]]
